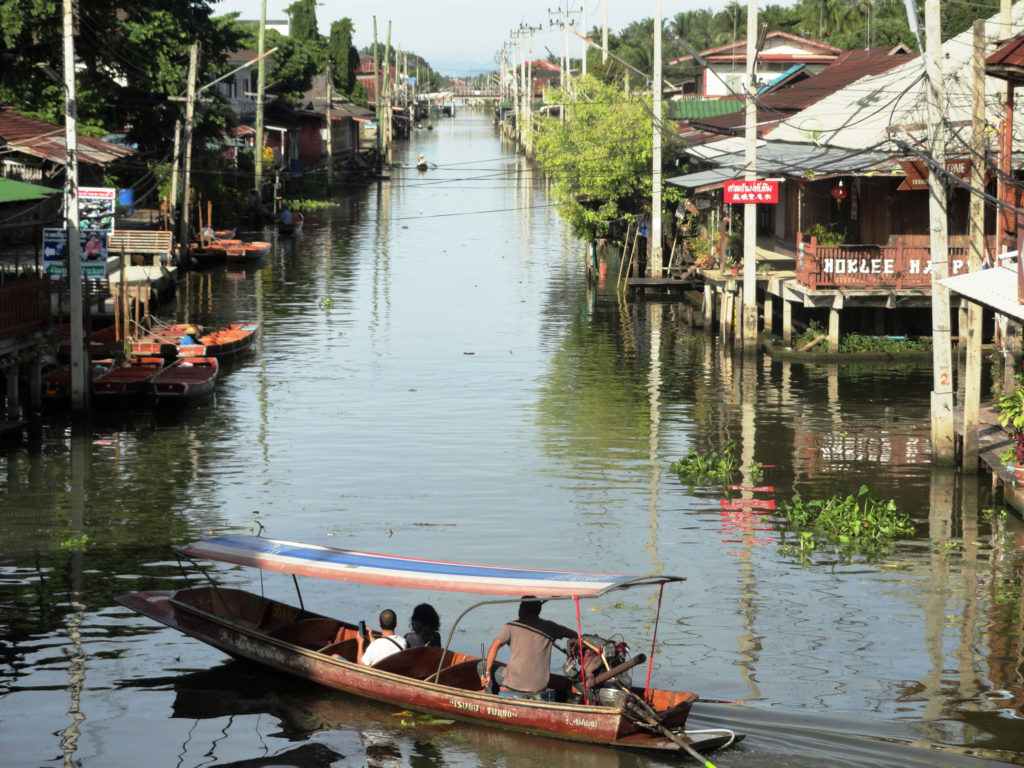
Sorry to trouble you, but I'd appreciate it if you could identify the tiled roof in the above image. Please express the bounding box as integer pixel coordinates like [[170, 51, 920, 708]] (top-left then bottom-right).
[[665, 99, 744, 120]]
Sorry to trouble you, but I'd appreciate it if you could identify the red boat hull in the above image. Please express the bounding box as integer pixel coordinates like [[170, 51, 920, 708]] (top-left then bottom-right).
[[178, 323, 258, 359], [92, 357, 166, 398], [116, 586, 737, 754], [151, 357, 219, 401]]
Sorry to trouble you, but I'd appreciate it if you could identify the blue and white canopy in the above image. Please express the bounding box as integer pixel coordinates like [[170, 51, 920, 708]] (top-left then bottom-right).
[[178, 536, 680, 597]]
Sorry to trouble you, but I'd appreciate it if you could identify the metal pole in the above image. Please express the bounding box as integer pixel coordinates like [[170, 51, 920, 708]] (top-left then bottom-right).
[[181, 41, 198, 257], [602, 0, 608, 64]]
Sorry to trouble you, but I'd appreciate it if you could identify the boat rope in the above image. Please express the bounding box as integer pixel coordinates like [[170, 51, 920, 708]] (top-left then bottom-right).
[[644, 580, 666, 700]]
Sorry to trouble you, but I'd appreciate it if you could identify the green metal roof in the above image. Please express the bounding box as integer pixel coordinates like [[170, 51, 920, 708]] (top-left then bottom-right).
[[665, 99, 745, 120], [0, 178, 58, 204]]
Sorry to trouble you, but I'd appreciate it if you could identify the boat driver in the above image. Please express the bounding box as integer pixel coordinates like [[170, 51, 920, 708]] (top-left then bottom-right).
[[357, 608, 408, 665], [480, 597, 575, 698]]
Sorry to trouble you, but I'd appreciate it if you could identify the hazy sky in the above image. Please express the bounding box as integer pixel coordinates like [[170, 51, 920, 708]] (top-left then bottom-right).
[[211, 1, 734, 76]]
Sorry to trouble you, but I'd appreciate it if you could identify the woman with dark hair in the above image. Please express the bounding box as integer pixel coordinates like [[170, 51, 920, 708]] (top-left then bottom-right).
[[404, 603, 441, 647]]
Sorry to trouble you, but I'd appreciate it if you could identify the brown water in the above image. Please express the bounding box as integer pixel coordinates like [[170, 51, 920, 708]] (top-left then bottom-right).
[[1, 111, 1022, 768]]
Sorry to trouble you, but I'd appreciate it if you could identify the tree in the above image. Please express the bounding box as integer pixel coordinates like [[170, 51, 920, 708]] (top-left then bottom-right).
[[328, 18, 359, 95]]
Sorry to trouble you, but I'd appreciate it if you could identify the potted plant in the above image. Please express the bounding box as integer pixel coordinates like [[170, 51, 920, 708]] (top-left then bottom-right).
[[997, 386, 1024, 479]]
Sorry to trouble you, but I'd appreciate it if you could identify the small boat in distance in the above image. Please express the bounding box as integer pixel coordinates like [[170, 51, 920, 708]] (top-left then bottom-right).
[[151, 357, 219, 402], [92, 356, 166, 400], [117, 535, 742, 758], [132, 323, 195, 357], [178, 323, 259, 359], [278, 211, 304, 234], [224, 240, 271, 262]]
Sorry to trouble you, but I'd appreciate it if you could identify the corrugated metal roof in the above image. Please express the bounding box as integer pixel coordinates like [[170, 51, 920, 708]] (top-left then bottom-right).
[[665, 99, 744, 120], [939, 264, 1024, 322], [767, 5, 1024, 150], [0, 107, 134, 167], [669, 142, 893, 191]]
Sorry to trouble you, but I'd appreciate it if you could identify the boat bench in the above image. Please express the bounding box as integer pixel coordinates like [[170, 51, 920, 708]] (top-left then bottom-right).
[[431, 658, 488, 691], [266, 618, 344, 649], [320, 638, 359, 661], [369, 646, 460, 678]]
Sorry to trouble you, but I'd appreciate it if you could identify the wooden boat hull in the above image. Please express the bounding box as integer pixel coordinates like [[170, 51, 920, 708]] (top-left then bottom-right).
[[93, 357, 165, 398], [116, 586, 737, 754], [57, 323, 120, 360], [42, 361, 112, 401], [178, 323, 258, 359], [132, 324, 193, 357], [224, 241, 271, 262], [151, 357, 218, 402]]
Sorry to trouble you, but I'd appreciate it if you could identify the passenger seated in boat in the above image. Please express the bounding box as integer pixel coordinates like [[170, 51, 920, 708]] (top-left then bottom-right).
[[279, 209, 292, 226], [357, 608, 408, 665], [480, 596, 575, 699], [180, 325, 200, 346], [404, 603, 441, 648]]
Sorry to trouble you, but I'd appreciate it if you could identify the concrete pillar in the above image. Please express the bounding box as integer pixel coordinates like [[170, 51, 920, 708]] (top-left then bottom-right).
[[29, 357, 43, 412], [782, 298, 793, 344], [5, 365, 20, 421], [828, 307, 840, 352], [719, 291, 729, 336], [763, 293, 774, 336], [957, 301, 967, 347], [704, 283, 714, 327]]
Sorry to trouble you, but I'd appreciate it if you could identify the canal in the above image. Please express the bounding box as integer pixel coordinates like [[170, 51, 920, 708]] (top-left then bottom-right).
[[1, 111, 1022, 768]]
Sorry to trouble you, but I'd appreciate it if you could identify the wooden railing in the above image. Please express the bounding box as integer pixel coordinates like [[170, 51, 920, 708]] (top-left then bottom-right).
[[108, 230, 173, 255], [0, 277, 50, 341], [795, 233, 993, 290]]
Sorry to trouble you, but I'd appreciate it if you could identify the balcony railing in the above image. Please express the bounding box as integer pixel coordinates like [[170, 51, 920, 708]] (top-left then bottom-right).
[[0, 277, 50, 341], [795, 234, 992, 290]]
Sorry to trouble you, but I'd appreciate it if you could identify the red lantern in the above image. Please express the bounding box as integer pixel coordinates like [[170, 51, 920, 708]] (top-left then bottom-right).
[[830, 183, 847, 201]]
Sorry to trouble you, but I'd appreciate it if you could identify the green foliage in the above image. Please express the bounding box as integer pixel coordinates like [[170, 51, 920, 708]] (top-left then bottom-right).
[[778, 486, 914, 562], [533, 76, 672, 241], [804, 221, 845, 245], [837, 333, 930, 354], [670, 441, 740, 484], [998, 446, 1015, 466], [281, 199, 335, 212], [328, 18, 359, 95]]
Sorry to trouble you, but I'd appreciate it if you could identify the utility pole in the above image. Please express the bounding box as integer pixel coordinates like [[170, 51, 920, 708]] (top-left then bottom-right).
[[602, 0, 608, 64], [181, 41, 199, 261], [651, 0, 663, 277], [581, 1, 587, 77], [373, 18, 380, 162], [384, 21, 392, 165], [326, 61, 333, 189], [168, 119, 181, 235], [253, 0, 266, 222], [741, 1, 759, 347], [925, 0, 955, 463], [963, 18, 986, 472], [63, 0, 87, 414]]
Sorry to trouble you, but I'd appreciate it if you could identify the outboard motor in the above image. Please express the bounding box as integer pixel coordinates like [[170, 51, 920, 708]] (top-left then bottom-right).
[[563, 634, 642, 708]]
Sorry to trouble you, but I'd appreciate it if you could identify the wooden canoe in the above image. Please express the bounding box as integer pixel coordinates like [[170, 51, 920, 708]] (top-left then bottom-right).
[[223, 241, 271, 262], [116, 586, 736, 754], [131, 323, 194, 357], [92, 356, 166, 398], [115, 536, 743, 756], [178, 323, 258, 359], [151, 357, 219, 402]]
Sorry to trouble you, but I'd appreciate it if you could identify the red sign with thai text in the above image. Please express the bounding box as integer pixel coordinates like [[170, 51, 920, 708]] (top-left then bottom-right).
[[723, 179, 779, 204]]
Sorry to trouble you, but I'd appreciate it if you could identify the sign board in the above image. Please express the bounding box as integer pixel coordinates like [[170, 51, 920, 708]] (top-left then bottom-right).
[[43, 228, 110, 278], [79, 187, 116, 231], [897, 159, 972, 191], [723, 179, 779, 204]]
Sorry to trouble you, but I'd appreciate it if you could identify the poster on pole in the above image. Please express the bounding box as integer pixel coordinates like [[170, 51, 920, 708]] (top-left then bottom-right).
[[78, 187, 116, 232], [42, 228, 110, 278], [42, 228, 68, 276]]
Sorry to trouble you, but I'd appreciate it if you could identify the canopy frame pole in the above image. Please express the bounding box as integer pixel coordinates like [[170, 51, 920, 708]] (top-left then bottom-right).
[[643, 580, 667, 701]]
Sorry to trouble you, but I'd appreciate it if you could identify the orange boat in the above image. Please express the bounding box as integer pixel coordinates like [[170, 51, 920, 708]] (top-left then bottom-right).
[[132, 324, 195, 357], [178, 322, 259, 359]]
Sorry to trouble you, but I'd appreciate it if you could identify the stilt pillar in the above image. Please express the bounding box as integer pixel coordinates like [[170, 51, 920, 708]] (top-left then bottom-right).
[[828, 307, 840, 352]]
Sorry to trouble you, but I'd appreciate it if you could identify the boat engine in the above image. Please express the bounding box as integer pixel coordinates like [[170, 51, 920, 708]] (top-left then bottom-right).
[[563, 634, 640, 708]]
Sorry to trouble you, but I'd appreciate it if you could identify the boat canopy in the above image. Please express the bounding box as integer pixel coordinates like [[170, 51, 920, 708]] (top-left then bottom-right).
[[178, 535, 682, 597]]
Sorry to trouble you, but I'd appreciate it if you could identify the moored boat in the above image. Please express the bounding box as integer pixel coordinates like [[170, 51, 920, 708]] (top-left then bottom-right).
[[56, 323, 120, 360], [151, 357, 218, 402], [178, 322, 259, 359], [42, 360, 113, 402], [92, 356, 166, 399], [131, 323, 195, 357], [116, 535, 742, 757], [223, 240, 271, 262]]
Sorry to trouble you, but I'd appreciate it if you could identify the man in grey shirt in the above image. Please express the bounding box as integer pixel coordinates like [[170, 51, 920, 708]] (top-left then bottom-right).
[[481, 597, 576, 695]]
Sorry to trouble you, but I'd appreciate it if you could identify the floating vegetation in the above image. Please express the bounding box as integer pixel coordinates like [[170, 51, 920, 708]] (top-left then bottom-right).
[[281, 199, 336, 213], [59, 534, 89, 551], [777, 485, 914, 563], [670, 442, 764, 485]]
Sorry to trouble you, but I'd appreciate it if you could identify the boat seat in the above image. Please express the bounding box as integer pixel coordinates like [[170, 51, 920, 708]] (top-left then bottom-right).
[[266, 618, 343, 649], [433, 659, 495, 691], [319, 638, 359, 662], [370, 646, 459, 678]]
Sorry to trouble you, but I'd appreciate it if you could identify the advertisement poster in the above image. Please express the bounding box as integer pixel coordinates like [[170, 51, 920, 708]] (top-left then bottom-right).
[[42, 228, 109, 278], [78, 187, 116, 231]]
